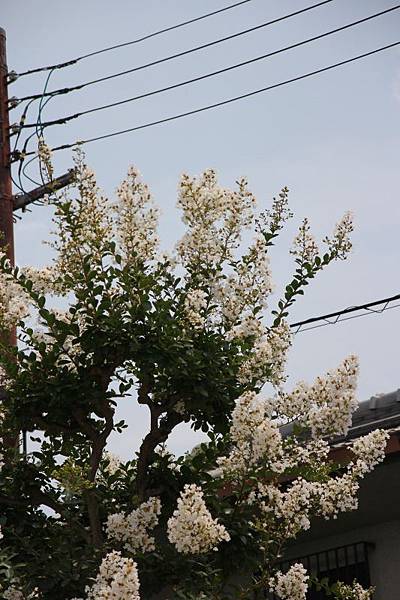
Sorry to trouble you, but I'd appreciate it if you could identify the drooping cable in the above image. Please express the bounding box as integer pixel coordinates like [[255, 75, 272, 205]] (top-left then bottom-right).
[[13, 0, 256, 78], [21, 40, 400, 157], [19, 4, 400, 131], [16, 0, 335, 102], [290, 294, 400, 333]]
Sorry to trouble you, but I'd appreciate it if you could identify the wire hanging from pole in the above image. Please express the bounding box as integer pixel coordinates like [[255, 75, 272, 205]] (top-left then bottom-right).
[[12, 0, 257, 78], [16, 0, 335, 102], [20, 40, 400, 157], [18, 4, 400, 132]]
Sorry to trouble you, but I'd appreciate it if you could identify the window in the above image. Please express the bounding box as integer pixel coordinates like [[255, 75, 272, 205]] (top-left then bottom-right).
[[259, 541, 372, 599]]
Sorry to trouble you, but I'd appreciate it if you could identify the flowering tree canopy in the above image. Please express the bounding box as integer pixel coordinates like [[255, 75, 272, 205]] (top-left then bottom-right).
[[0, 150, 387, 599]]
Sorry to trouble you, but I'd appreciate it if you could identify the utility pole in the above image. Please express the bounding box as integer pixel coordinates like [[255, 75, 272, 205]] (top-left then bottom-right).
[[1, 26, 76, 269], [0, 28, 76, 451], [0, 27, 14, 266], [0, 26, 18, 450]]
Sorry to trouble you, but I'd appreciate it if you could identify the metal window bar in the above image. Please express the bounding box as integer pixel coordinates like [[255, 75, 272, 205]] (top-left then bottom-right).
[[257, 541, 372, 599]]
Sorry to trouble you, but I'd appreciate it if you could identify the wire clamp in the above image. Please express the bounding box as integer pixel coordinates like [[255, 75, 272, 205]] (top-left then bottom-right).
[[7, 70, 18, 84], [10, 123, 21, 134], [8, 96, 20, 109], [10, 150, 25, 162]]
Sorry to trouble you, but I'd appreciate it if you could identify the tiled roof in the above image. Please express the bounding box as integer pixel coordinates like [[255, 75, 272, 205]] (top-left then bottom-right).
[[280, 389, 400, 444], [336, 388, 400, 442]]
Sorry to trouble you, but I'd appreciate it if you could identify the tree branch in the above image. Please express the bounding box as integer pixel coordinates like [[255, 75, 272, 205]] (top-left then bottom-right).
[[72, 398, 115, 548], [72, 407, 99, 442], [85, 400, 115, 548], [84, 488, 103, 548], [136, 407, 183, 501], [0, 489, 91, 544]]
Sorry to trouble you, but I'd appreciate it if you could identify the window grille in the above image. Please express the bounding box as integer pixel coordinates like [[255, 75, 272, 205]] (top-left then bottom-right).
[[258, 541, 372, 599]]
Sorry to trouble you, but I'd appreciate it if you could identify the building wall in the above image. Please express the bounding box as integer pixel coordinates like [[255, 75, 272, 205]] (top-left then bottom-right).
[[283, 454, 400, 599], [284, 520, 400, 600], [150, 455, 400, 599]]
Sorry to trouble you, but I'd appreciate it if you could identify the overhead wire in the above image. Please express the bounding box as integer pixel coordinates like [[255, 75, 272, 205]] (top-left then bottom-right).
[[21, 40, 400, 157], [9, 97, 38, 195], [35, 68, 57, 188], [8, 3, 400, 335], [290, 294, 400, 333], [16, 0, 335, 102], [18, 4, 400, 132], [13, 0, 256, 78], [12, 71, 59, 194]]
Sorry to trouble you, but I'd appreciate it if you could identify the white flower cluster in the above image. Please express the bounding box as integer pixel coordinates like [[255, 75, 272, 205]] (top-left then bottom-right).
[[238, 321, 291, 388], [106, 497, 161, 553], [226, 314, 265, 340], [282, 478, 320, 534], [176, 170, 256, 270], [2, 588, 24, 600], [334, 581, 374, 600], [304, 431, 389, 521], [114, 166, 159, 263], [265, 321, 292, 386], [316, 473, 359, 519], [290, 211, 354, 265], [211, 238, 273, 325], [269, 563, 309, 600], [290, 218, 319, 264], [86, 551, 140, 600], [279, 356, 359, 438], [350, 429, 389, 476], [184, 289, 208, 329], [324, 211, 354, 259], [0, 254, 29, 329], [238, 338, 273, 386], [219, 392, 283, 477], [22, 265, 60, 295], [2, 586, 39, 600], [103, 451, 122, 476], [38, 137, 53, 181], [49, 154, 113, 282], [284, 438, 331, 471], [246, 427, 388, 536], [0, 364, 12, 400], [167, 484, 230, 554], [154, 445, 181, 472], [0, 366, 10, 468]]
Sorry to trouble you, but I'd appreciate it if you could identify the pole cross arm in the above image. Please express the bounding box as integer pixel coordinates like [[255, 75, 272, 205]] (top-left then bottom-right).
[[12, 169, 76, 210]]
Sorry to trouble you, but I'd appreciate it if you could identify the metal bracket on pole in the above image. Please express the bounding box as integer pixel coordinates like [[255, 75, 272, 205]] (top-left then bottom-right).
[[12, 168, 77, 211]]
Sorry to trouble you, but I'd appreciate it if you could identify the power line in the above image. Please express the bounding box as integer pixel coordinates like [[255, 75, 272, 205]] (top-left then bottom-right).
[[13, 0, 255, 78], [20, 40, 400, 157], [18, 4, 400, 131], [290, 294, 400, 333], [16, 0, 334, 102]]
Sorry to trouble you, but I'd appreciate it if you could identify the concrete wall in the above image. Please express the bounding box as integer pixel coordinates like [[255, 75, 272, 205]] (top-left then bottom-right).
[[283, 454, 400, 599], [284, 520, 400, 600]]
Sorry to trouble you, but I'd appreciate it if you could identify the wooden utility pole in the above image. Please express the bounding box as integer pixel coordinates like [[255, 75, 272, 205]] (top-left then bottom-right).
[[0, 26, 18, 450], [0, 28, 76, 451], [0, 27, 14, 265], [0, 27, 76, 263]]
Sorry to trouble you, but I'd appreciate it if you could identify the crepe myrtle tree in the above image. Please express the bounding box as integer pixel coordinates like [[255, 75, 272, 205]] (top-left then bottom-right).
[[0, 147, 387, 600]]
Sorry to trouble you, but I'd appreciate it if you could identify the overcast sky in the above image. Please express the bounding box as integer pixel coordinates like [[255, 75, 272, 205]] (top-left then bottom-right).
[[2, 0, 400, 457]]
